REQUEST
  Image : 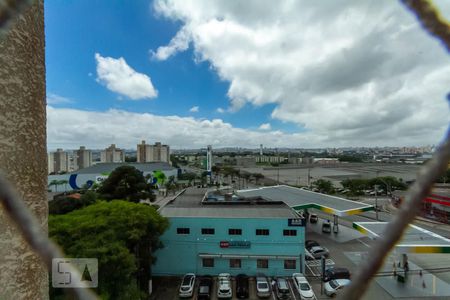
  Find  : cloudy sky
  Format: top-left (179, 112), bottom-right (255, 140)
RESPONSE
top-left (45, 0), bottom-right (450, 150)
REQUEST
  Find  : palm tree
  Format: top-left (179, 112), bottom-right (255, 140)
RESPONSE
top-left (58, 179), bottom-right (69, 191)
top-left (49, 179), bottom-right (59, 192)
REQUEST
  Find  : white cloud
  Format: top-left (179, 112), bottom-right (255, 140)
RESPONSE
top-left (151, 26), bottom-right (190, 60)
top-left (47, 106), bottom-right (444, 149)
top-left (189, 106), bottom-right (199, 112)
top-left (216, 107), bottom-right (225, 113)
top-left (152, 0), bottom-right (450, 145)
top-left (95, 53), bottom-right (158, 100)
top-left (47, 93), bottom-right (73, 105)
top-left (259, 123), bottom-right (271, 131)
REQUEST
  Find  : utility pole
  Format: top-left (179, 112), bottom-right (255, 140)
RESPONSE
top-left (374, 184), bottom-right (379, 221)
top-left (308, 168), bottom-right (311, 189)
top-left (277, 167), bottom-right (280, 185)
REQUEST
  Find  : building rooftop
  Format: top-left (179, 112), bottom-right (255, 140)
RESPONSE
top-left (159, 188), bottom-right (299, 219)
top-left (237, 185), bottom-right (374, 216)
top-left (72, 162), bottom-right (175, 175)
top-left (353, 222), bottom-right (450, 253)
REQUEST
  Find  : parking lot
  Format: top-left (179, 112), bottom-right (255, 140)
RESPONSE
top-left (150, 275), bottom-right (316, 300)
top-left (150, 214), bottom-right (450, 300)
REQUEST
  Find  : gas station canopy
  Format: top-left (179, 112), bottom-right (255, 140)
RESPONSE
top-left (353, 221), bottom-right (450, 254)
top-left (237, 185), bottom-right (374, 217)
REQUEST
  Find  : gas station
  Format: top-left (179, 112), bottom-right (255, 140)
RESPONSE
top-left (237, 184), bottom-right (375, 233)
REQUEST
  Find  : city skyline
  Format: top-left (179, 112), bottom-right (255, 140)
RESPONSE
top-left (46, 1), bottom-right (450, 149)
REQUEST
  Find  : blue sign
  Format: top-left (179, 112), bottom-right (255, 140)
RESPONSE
top-left (288, 218), bottom-right (305, 227)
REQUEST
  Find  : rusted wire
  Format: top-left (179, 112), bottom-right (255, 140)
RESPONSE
top-left (402, 0), bottom-right (450, 52)
top-left (341, 130), bottom-right (450, 299)
top-left (0, 173), bottom-right (99, 300)
top-left (341, 2), bottom-right (450, 298)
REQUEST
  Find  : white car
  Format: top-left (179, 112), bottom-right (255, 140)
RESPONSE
top-left (309, 246), bottom-right (329, 259)
top-left (256, 275), bottom-right (271, 298)
top-left (179, 273), bottom-right (196, 298)
top-left (292, 273), bottom-right (315, 300)
top-left (324, 279), bottom-right (351, 297)
top-left (217, 273), bottom-right (232, 299)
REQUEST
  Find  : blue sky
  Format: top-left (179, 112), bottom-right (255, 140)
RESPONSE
top-left (45, 1), bottom-right (282, 131)
top-left (45, 1), bottom-right (450, 150)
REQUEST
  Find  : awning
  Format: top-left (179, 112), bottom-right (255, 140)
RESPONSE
top-left (198, 253), bottom-right (299, 260)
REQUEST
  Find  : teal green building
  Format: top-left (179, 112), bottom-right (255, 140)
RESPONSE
top-left (153, 188), bottom-right (305, 276)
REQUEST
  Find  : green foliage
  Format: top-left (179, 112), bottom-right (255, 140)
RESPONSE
top-left (49, 191), bottom-right (97, 215)
top-left (437, 169), bottom-right (450, 183)
top-left (97, 166), bottom-right (154, 202)
top-left (125, 156), bottom-right (137, 162)
top-left (341, 176), bottom-right (407, 195)
top-left (313, 179), bottom-right (335, 194)
top-left (49, 200), bottom-right (169, 299)
top-left (338, 155), bottom-right (364, 162)
top-left (178, 172), bottom-right (197, 181)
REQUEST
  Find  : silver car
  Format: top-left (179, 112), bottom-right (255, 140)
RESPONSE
top-left (324, 279), bottom-right (351, 297)
top-left (256, 275), bottom-right (271, 298)
top-left (179, 273), bottom-right (196, 298)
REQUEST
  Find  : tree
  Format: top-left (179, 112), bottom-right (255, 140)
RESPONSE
top-left (97, 166), bottom-right (154, 202)
top-left (58, 179), bottom-right (69, 191)
top-left (49, 179), bottom-right (59, 192)
top-left (49, 201), bottom-right (169, 299)
top-left (252, 173), bottom-right (264, 185)
top-left (49, 191), bottom-right (98, 215)
top-left (313, 179), bottom-right (335, 194)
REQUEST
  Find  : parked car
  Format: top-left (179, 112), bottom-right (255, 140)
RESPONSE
top-left (197, 275), bottom-right (213, 300)
top-left (217, 273), bottom-right (232, 299)
top-left (305, 250), bottom-right (315, 261)
top-left (292, 273), bottom-right (315, 300)
top-left (309, 246), bottom-right (329, 259)
top-left (305, 240), bottom-right (320, 251)
top-left (322, 221), bottom-right (331, 233)
top-left (256, 275), bottom-right (271, 298)
top-left (323, 267), bottom-right (351, 282)
top-left (179, 273), bottom-right (196, 298)
top-left (309, 214), bottom-right (318, 223)
top-left (324, 279), bottom-right (351, 297)
top-left (275, 277), bottom-right (291, 299)
top-left (236, 274), bottom-right (249, 299)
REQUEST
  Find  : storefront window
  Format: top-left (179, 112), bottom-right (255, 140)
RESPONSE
top-left (230, 259), bottom-right (241, 268)
top-left (284, 259), bottom-right (296, 269)
top-left (202, 258), bottom-right (214, 268)
top-left (257, 259), bottom-right (269, 268)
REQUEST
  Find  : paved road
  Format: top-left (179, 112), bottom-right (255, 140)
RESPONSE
top-left (306, 213), bottom-right (450, 299)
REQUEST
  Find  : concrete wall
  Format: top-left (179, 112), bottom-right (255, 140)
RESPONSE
top-left (0, 1), bottom-right (48, 298)
top-left (153, 217), bottom-right (304, 276)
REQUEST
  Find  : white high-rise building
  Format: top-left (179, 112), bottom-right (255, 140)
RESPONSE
top-left (48, 148), bottom-right (68, 174)
top-left (77, 146), bottom-right (92, 170)
top-left (137, 140), bottom-right (170, 163)
top-left (100, 144), bottom-right (125, 163)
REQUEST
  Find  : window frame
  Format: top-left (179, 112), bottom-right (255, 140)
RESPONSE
top-left (229, 259), bottom-right (242, 268)
top-left (283, 229), bottom-right (297, 236)
top-left (176, 227), bottom-right (190, 235)
top-left (284, 259), bottom-right (296, 269)
top-left (202, 258), bottom-right (214, 268)
top-left (228, 228), bottom-right (242, 235)
top-left (201, 228), bottom-right (215, 235)
top-left (257, 259), bottom-right (269, 269)
top-left (256, 229), bottom-right (270, 236)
